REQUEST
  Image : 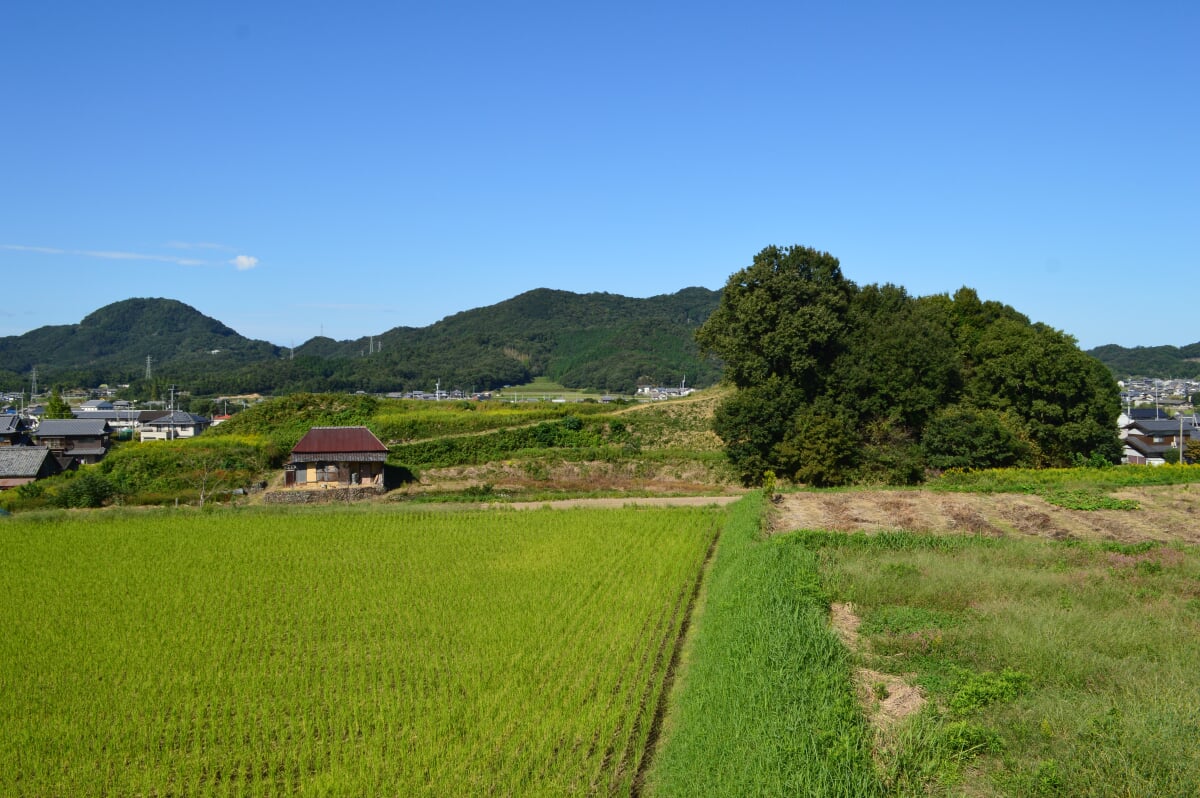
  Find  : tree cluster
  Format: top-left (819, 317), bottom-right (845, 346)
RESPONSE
top-left (697, 246), bottom-right (1122, 486)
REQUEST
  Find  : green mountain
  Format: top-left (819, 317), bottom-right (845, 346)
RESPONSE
top-left (1087, 342), bottom-right (1200, 379)
top-left (0, 288), bottom-right (722, 396)
top-left (0, 298), bottom-right (281, 388)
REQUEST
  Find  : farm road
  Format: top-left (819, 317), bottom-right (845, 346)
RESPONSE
top-left (492, 495), bottom-right (744, 511)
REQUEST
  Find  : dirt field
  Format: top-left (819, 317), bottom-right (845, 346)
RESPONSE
top-left (771, 484), bottom-right (1200, 544)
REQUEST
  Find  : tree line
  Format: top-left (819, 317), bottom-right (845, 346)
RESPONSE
top-left (697, 245), bottom-right (1122, 486)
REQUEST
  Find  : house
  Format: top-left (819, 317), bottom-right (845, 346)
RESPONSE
top-left (1122, 418), bottom-right (1197, 465)
top-left (32, 418), bottom-right (112, 466)
top-left (78, 399), bottom-right (114, 412)
top-left (72, 408), bottom-right (167, 436)
top-left (0, 415), bottom-right (31, 447)
top-left (139, 411), bottom-right (212, 441)
top-left (1117, 407), bottom-right (1170, 429)
top-left (0, 447), bottom-right (62, 490)
top-left (284, 426), bottom-right (388, 488)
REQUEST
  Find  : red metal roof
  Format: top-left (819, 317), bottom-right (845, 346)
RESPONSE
top-left (291, 426), bottom-right (388, 454)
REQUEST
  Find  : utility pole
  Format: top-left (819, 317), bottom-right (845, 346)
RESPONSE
top-left (1181, 411), bottom-right (1188, 464)
top-left (30, 366), bottom-right (37, 399)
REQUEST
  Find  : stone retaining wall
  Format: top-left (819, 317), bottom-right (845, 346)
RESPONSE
top-left (263, 485), bottom-right (385, 505)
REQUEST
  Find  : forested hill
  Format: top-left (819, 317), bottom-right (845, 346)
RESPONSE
top-left (1087, 342), bottom-right (1200, 379)
top-left (0, 288), bottom-right (723, 395)
top-left (0, 298), bottom-right (281, 379)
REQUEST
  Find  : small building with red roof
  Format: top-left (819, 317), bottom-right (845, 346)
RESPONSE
top-left (285, 426), bottom-right (389, 488)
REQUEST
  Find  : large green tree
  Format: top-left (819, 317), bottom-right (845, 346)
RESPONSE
top-left (696, 245), bottom-right (853, 399)
top-left (699, 245), bottom-right (1122, 486)
top-left (964, 319), bottom-right (1121, 466)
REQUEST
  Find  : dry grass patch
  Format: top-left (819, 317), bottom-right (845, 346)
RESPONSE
top-left (775, 485), bottom-right (1200, 544)
top-left (831, 602), bottom-right (927, 741)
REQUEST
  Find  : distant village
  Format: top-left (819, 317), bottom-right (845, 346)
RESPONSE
top-left (0, 375), bottom-right (1194, 492)
top-left (1114, 377), bottom-right (1198, 466)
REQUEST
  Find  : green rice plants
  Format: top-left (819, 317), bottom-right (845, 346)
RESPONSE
top-left (0, 504), bottom-right (721, 796)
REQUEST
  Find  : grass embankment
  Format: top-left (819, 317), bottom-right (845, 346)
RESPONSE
top-left (930, 463), bottom-right (1200, 493)
top-left (0, 504), bottom-right (721, 796)
top-left (811, 530), bottom-right (1200, 796)
top-left (647, 494), bottom-right (883, 797)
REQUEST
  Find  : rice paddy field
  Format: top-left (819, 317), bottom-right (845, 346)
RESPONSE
top-left (0, 504), bottom-right (722, 796)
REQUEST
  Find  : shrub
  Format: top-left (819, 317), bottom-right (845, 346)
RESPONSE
top-left (54, 471), bottom-right (116, 509)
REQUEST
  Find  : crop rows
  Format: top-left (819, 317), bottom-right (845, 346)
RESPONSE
top-left (0, 505), bottom-right (720, 796)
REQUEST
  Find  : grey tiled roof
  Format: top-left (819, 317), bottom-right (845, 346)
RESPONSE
top-left (0, 447), bottom-right (53, 477)
top-left (71, 410), bottom-right (166, 423)
top-left (1127, 419), bottom-right (1196, 436)
top-left (0, 416), bottom-right (25, 435)
top-left (144, 411), bottom-right (210, 426)
top-left (34, 419), bottom-right (111, 437)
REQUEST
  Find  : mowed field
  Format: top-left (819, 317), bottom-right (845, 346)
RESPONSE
top-left (771, 483), bottom-right (1200, 544)
top-left (0, 504), bottom-right (722, 796)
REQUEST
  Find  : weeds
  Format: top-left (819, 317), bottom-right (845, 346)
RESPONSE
top-left (816, 529), bottom-right (1200, 796)
top-left (1041, 489), bottom-right (1140, 510)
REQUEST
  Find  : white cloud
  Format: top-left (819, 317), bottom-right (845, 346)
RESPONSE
top-left (166, 241), bottom-right (234, 251)
top-left (1, 244), bottom-right (66, 255)
top-left (1, 243), bottom-right (205, 266)
top-left (230, 255), bottom-right (259, 271)
top-left (84, 249), bottom-right (207, 266)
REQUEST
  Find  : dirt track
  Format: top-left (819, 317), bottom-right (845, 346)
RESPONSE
top-left (491, 495), bottom-right (744, 511)
top-left (771, 484), bottom-right (1200, 545)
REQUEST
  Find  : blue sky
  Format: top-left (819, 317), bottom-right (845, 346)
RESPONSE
top-left (2, 2), bottom-right (1195, 350)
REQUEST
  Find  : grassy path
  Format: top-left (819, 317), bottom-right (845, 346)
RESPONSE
top-left (644, 494), bottom-right (881, 797)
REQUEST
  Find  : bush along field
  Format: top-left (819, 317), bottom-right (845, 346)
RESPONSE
top-left (0, 504), bottom-right (722, 796)
top-left (929, 462), bottom-right (1200, 494)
